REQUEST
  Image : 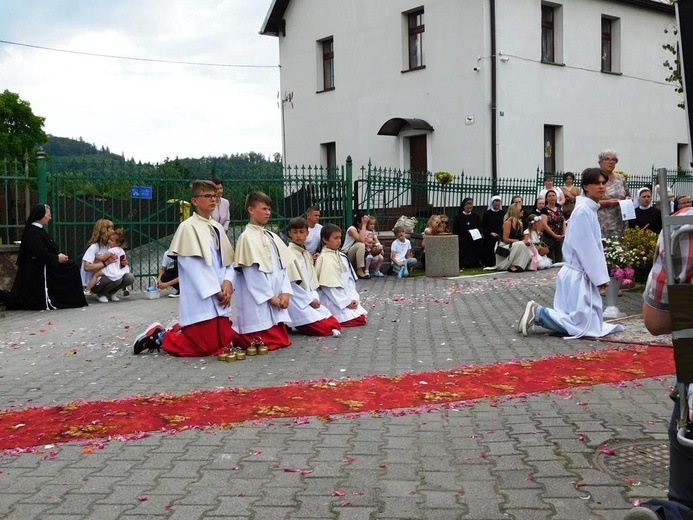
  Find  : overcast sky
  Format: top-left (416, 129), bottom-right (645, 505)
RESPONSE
top-left (0, 0), bottom-right (282, 163)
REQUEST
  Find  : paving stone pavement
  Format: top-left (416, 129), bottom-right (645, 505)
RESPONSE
top-left (0, 269), bottom-right (676, 519)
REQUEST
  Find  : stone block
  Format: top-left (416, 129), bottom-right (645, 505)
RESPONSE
top-left (424, 235), bottom-right (459, 277)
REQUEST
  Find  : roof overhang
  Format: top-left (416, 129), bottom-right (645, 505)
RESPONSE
top-left (377, 118), bottom-right (434, 136)
top-left (260, 0), bottom-right (290, 36)
top-left (608, 0), bottom-right (674, 14)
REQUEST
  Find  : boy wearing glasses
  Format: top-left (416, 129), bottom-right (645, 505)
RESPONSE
top-left (133, 180), bottom-right (237, 356)
top-left (232, 191), bottom-right (297, 351)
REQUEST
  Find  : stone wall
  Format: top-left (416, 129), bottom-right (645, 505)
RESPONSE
top-left (0, 245), bottom-right (19, 291)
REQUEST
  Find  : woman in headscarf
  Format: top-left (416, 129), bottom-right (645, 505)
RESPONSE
top-left (481, 195), bottom-right (504, 267)
top-left (633, 186), bottom-right (662, 234)
top-left (7, 204), bottom-right (88, 310)
top-left (452, 197), bottom-right (483, 269)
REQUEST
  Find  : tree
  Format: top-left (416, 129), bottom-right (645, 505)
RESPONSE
top-left (0, 90), bottom-right (47, 160)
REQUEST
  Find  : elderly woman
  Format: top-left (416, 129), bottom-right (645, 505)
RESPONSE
top-left (453, 197), bottom-right (483, 268)
top-left (82, 219), bottom-right (135, 303)
top-left (7, 204), bottom-right (87, 310)
top-left (674, 194), bottom-right (692, 213)
top-left (597, 149), bottom-right (631, 238)
top-left (634, 186), bottom-right (662, 234)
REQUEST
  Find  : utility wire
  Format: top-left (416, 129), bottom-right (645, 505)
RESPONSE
top-left (0, 38), bottom-right (278, 68)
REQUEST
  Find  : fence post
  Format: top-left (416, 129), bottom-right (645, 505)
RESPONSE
top-left (345, 155), bottom-right (353, 230)
top-left (37, 147), bottom-right (47, 203)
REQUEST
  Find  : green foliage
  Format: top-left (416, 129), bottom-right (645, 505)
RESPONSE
top-left (663, 23), bottom-right (684, 109)
top-left (0, 90), bottom-right (47, 166)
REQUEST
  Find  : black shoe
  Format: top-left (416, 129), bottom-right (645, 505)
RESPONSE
top-left (133, 322), bottom-right (164, 355)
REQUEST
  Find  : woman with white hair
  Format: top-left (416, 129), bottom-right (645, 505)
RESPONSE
top-left (596, 149), bottom-right (631, 239)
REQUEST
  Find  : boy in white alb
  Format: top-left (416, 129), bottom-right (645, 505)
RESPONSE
top-left (390, 226), bottom-right (419, 278)
top-left (233, 191), bottom-right (296, 351)
top-left (315, 224), bottom-right (367, 327)
top-left (286, 217), bottom-right (342, 336)
top-left (133, 180), bottom-right (237, 357)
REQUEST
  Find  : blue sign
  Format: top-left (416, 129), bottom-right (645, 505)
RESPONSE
top-left (131, 186), bottom-right (153, 200)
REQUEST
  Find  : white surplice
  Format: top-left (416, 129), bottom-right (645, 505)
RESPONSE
top-left (232, 236), bottom-right (293, 334)
top-left (317, 252), bottom-right (367, 323)
top-left (286, 243), bottom-right (332, 327)
top-left (544, 196), bottom-right (624, 338)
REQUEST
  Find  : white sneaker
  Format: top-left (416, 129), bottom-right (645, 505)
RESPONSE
top-left (168, 292), bottom-right (180, 298)
top-left (96, 295), bottom-right (108, 303)
top-left (332, 329), bottom-right (342, 337)
top-left (519, 300), bottom-right (537, 336)
top-left (110, 294), bottom-right (120, 302)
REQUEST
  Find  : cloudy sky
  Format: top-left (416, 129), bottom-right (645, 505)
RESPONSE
top-left (0, 1), bottom-right (282, 163)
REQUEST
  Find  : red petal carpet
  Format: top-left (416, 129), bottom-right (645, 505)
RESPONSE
top-left (0, 346), bottom-right (674, 451)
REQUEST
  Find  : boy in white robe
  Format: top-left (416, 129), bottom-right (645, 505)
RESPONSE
top-left (518, 168), bottom-right (624, 338)
top-left (133, 180), bottom-right (237, 356)
top-left (286, 217), bottom-right (342, 336)
top-left (232, 191), bottom-right (296, 351)
top-left (315, 223), bottom-right (368, 327)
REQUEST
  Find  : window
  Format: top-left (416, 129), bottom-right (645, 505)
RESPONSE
top-left (320, 38), bottom-right (334, 91)
top-left (543, 125), bottom-right (562, 174)
top-left (321, 142), bottom-right (336, 176)
top-left (601, 16), bottom-right (620, 73)
top-left (601, 18), bottom-right (612, 72)
top-left (407, 9), bottom-right (424, 70)
top-left (541, 6), bottom-right (554, 63)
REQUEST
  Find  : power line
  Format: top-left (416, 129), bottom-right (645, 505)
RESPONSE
top-left (0, 38), bottom-right (278, 68)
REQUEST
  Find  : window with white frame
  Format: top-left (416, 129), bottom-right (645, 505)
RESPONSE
top-left (318, 37), bottom-right (334, 91)
top-left (541, 3), bottom-right (563, 64)
top-left (543, 125), bottom-right (562, 174)
top-left (404, 8), bottom-right (424, 71)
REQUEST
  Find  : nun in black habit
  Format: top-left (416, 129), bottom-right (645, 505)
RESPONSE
top-left (452, 197), bottom-right (483, 268)
top-left (481, 195), bottom-right (504, 267)
top-left (7, 204), bottom-right (88, 310)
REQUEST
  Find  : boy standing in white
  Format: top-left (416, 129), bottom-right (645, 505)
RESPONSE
top-left (390, 226), bottom-right (419, 278)
top-left (304, 206), bottom-right (323, 256)
top-left (233, 191), bottom-right (296, 351)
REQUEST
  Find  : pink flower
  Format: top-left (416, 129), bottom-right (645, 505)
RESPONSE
top-left (611, 267), bottom-right (624, 279)
top-left (621, 278), bottom-right (633, 288)
top-left (624, 267), bottom-right (635, 278)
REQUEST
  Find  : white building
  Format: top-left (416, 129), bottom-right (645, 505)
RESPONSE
top-left (261, 0), bottom-right (688, 180)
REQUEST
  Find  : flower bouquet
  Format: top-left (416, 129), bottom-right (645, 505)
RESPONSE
top-left (434, 171), bottom-right (454, 184)
top-left (602, 236), bottom-right (638, 288)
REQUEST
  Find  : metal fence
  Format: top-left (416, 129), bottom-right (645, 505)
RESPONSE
top-left (3, 154), bottom-right (693, 288)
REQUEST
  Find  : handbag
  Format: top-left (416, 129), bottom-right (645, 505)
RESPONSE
top-left (393, 215), bottom-right (418, 233)
top-left (495, 241), bottom-right (511, 258)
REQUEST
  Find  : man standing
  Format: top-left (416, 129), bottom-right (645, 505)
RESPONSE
top-left (211, 178), bottom-right (231, 231)
top-left (624, 205), bottom-right (693, 520)
top-left (304, 206), bottom-right (323, 256)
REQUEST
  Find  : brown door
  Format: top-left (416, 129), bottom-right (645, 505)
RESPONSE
top-left (409, 135), bottom-right (428, 216)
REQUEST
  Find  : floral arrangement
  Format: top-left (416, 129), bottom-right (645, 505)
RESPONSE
top-left (613, 169), bottom-right (629, 180)
top-left (623, 227), bottom-right (659, 281)
top-left (602, 236), bottom-right (639, 287)
top-left (434, 171), bottom-right (454, 184)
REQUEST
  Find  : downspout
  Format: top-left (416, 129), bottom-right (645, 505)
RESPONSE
top-left (490, 0), bottom-right (498, 192)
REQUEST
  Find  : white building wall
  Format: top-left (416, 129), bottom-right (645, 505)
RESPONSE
top-left (273, 0), bottom-right (686, 178)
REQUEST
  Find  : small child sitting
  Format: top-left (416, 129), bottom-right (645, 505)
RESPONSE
top-left (84, 228), bottom-right (130, 294)
top-left (390, 226), bottom-right (419, 278)
top-left (156, 251), bottom-right (180, 298)
top-left (364, 217), bottom-right (384, 277)
top-left (315, 223), bottom-right (367, 327)
top-left (525, 214), bottom-right (553, 270)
